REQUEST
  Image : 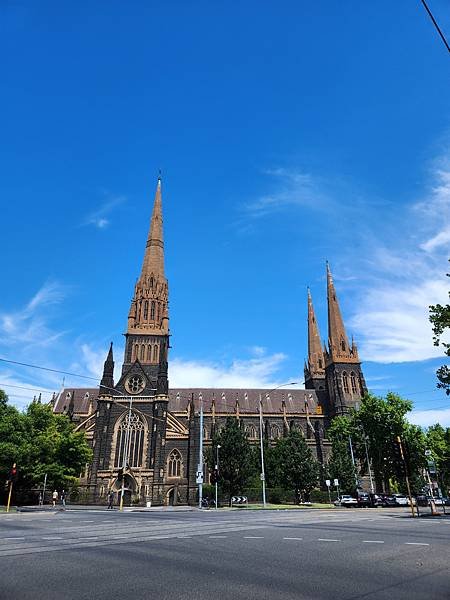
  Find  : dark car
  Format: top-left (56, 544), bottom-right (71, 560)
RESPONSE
top-left (381, 494), bottom-right (397, 507)
top-left (369, 493), bottom-right (383, 507)
top-left (357, 492), bottom-right (371, 507)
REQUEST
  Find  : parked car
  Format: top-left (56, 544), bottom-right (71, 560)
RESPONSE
top-left (369, 493), bottom-right (383, 507)
top-left (357, 492), bottom-right (371, 508)
top-left (381, 494), bottom-right (397, 507)
top-left (334, 495), bottom-right (358, 507)
top-left (392, 494), bottom-right (408, 506)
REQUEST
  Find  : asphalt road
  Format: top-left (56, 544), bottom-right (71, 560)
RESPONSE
top-left (1, 507), bottom-right (449, 599)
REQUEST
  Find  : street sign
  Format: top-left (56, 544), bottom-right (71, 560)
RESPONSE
top-left (425, 450), bottom-right (432, 457)
top-left (325, 479), bottom-right (331, 487)
top-left (333, 479), bottom-right (339, 486)
top-left (196, 471), bottom-right (204, 484)
top-left (260, 473), bottom-right (265, 481)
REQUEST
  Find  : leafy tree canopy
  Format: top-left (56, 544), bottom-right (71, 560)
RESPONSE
top-left (205, 417), bottom-right (258, 501)
top-left (429, 264), bottom-right (450, 395)
top-left (267, 429), bottom-right (319, 502)
top-left (0, 391), bottom-right (92, 503)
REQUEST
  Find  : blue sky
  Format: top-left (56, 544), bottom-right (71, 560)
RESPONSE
top-left (1, 1), bottom-right (449, 426)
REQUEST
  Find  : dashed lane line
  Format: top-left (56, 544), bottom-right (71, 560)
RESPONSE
top-left (283, 537), bottom-right (303, 540)
top-left (362, 540), bottom-right (384, 544)
top-left (405, 542), bottom-right (430, 546)
top-left (317, 538), bottom-right (340, 542)
top-left (243, 536), bottom-right (265, 539)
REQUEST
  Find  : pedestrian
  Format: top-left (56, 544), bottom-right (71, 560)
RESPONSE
top-left (38, 492), bottom-right (43, 506)
top-left (107, 489), bottom-right (115, 510)
top-left (52, 490), bottom-right (58, 507)
top-left (61, 489), bottom-right (66, 508)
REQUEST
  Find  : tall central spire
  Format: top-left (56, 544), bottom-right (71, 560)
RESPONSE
top-left (140, 176), bottom-right (165, 280)
top-left (127, 176), bottom-right (169, 335)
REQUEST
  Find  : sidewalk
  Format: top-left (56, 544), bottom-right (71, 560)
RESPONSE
top-left (5, 504), bottom-right (197, 513)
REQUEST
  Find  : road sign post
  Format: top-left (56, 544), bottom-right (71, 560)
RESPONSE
top-left (325, 479), bottom-right (332, 505)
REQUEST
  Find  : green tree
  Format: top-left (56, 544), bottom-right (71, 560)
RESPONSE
top-left (268, 429), bottom-right (319, 503)
top-left (205, 417), bottom-right (257, 502)
top-left (326, 416), bottom-right (358, 494)
top-left (429, 264), bottom-right (450, 395)
top-left (426, 424), bottom-right (450, 493)
top-left (0, 391), bottom-right (92, 503)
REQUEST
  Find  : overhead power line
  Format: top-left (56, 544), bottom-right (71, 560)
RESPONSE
top-left (420, 0), bottom-right (450, 53)
top-left (0, 357), bottom-right (99, 382)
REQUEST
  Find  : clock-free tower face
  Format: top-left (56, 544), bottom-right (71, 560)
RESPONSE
top-left (125, 374), bottom-right (146, 395)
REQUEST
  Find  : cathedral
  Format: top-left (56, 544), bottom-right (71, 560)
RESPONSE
top-left (53, 178), bottom-right (367, 506)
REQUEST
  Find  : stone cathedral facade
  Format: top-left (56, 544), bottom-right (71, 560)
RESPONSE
top-left (53, 178), bottom-right (367, 506)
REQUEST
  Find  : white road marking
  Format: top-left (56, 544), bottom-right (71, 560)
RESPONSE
top-left (3, 537), bottom-right (25, 541)
top-left (318, 538), bottom-right (340, 542)
top-left (244, 536), bottom-right (264, 539)
top-left (208, 536), bottom-right (227, 538)
top-left (42, 536), bottom-right (62, 540)
top-left (283, 537), bottom-right (303, 540)
top-left (405, 542), bottom-right (430, 546)
top-left (77, 536), bottom-right (99, 540)
top-left (362, 540), bottom-right (384, 544)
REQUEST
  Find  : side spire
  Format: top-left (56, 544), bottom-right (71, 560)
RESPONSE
top-left (326, 262), bottom-right (358, 363)
top-left (306, 287), bottom-right (325, 378)
top-left (100, 342), bottom-right (115, 396)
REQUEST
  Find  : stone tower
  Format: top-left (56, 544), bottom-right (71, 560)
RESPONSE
top-left (324, 263), bottom-right (367, 415)
top-left (115, 176), bottom-right (170, 397)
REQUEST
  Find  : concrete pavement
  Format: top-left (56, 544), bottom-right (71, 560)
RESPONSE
top-left (1, 508), bottom-right (449, 599)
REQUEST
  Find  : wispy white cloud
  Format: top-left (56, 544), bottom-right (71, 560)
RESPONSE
top-left (347, 162), bottom-right (450, 364)
top-left (243, 168), bottom-right (329, 218)
top-left (410, 407), bottom-right (450, 428)
top-left (169, 350), bottom-right (299, 389)
top-left (0, 281), bottom-right (67, 348)
top-left (84, 195), bottom-right (126, 229)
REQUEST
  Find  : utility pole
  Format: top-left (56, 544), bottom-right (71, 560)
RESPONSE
top-left (362, 436), bottom-right (375, 494)
top-left (198, 394), bottom-right (204, 509)
top-left (348, 436), bottom-right (359, 490)
top-left (6, 463), bottom-right (17, 513)
top-left (119, 395), bottom-right (133, 511)
top-left (42, 473), bottom-right (47, 505)
top-left (396, 436), bottom-right (416, 518)
top-left (215, 444), bottom-right (221, 510)
top-left (259, 393), bottom-right (266, 508)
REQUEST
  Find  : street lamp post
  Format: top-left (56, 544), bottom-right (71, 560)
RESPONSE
top-left (215, 444), bottom-right (221, 510)
top-left (259, 382), bottom-right (298, 508)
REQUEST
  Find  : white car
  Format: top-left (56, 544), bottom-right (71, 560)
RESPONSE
top-left (393, 494), bottom-right (408, 506)
top-left (334, 495), bottom-right (358, 507)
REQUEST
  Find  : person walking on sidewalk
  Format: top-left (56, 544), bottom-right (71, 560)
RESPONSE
top-left (107, 489), bottom-right (115, 510)
top-left (61, 489), bottom-right (66, 508)
top-left (52, 490), bottom-right (58, 507)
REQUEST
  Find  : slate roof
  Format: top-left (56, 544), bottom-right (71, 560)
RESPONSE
top-left (53, 387), bottom-right (319, 416)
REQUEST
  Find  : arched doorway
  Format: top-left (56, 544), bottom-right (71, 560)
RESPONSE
top-left (167, 487), bottom-right (176, 506)
top-left (113, 474), bottom-right (137, 506)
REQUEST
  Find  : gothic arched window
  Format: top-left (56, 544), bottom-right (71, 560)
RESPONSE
top-left (341, 340), bottom-right (346, 352)
top-left (150, 301), bottom-right (156, 320)
top-left (140, 345), bottom-right (145, 361)
top-left (146, 345), bottom-right (152, 362)
top-left (271, 424), bottom-right (281, 439)
top-left (153, 345), bottom-right (159, 363)
top-left (143, 300), bottom-right (148, 320)
top-left (114, 412), bottom-right (145, 469)
top-left (350, 371), bottom-right (357, 394)
top-left (342, 372), bottom-right (349, 393)
top-left (167, 449), bottom-right (182, 478)
top-left (245, 425), bottom-right (257, 439)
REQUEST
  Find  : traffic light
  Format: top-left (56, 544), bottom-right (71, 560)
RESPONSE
top-left (392, 437), bottom-right (407, 477)
top-left (210, 468), bottom-right (219, 484)
top-left (9, 464), bottom-right (18, 482)
top-left (117, 467), bottom-right (123, 483)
